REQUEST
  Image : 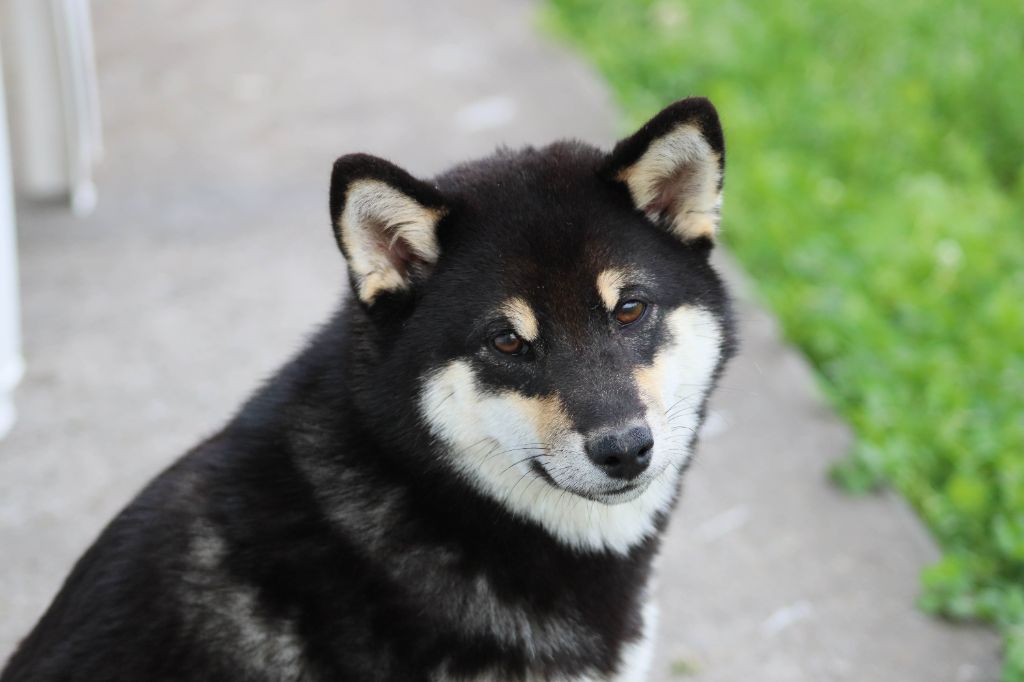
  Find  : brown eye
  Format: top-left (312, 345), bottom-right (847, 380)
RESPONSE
top-left (493, 331), bottom-right (527, 355)
top-left (614, 300), bottom-right (647, 326)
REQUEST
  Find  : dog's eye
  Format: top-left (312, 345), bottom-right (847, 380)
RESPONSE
top-left (614, 300), bottom-right (647, 326)
top-left (493, 331), bottom-right (528, 356)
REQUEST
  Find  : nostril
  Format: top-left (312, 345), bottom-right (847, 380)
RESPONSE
top-left (635, 443), bottom-right (653, 463)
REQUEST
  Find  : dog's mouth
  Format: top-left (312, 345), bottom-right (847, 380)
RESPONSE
top-left (529, 461), bottom-right (651, 504)
top-left (530, 460), bottom-right (558, 486)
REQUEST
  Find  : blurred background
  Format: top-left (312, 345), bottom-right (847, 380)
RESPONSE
top-left (0, 0), bottom-right (1019, 679)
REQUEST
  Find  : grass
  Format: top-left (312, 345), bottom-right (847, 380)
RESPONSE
top-left (542, 0), bottom-right (1024, 677)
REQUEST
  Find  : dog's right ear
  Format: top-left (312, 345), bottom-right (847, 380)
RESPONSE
top-left (603, 97), bottom-right (725, 243)
top-left (329, 154), bottom-right (448, 305)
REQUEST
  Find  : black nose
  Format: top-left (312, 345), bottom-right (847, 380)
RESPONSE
top-left (585, 424), bottom-right (654, 480)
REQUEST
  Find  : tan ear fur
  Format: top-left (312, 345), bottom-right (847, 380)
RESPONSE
top-left (338, 179), bottom-right (446, 304)
top-left (617, 123), bottom-right (723, 240)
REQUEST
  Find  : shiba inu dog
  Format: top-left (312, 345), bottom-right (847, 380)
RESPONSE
top-left (2, 97), bottom-right (735, 681)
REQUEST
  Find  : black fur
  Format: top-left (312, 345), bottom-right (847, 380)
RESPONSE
top-left (2, 99), bottom-right (736, 682)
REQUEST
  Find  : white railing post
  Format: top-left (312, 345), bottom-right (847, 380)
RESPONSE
top-left (0, 45), bottom-right (24, 440)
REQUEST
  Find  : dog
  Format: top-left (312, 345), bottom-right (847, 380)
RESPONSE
top-left (2, 97), bottom-right (735, 681)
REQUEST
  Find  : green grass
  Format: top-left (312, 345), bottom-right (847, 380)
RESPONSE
top-left (543, 0), bottom-right (1024, 677)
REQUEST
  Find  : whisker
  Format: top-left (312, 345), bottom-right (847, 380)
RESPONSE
top-left (500, 454), bottom-right (547, 475)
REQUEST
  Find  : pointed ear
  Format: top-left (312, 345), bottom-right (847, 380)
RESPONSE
top-left (329, 154), bottom-right (448, 305)
top-left (603, 97), bottom-right (725, 241)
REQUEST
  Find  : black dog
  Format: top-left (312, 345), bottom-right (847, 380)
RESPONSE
top-left (2, 98), bottom-right (735, 682)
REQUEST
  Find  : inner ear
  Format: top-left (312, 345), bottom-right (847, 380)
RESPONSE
top-left (604, 98), bottom-right (725, 242)
top-left (330, 154), bottom-right (447, 305)
top-left (377, 226), bottom-right (428, 276)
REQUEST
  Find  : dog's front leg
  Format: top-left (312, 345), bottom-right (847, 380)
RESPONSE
top-left (611, 596), bottom-right (658, 682)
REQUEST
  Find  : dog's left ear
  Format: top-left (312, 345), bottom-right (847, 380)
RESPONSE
top-left (603, 97), bottom-right (725, 241)
top-left (329, 154), bottom-right (448, 305)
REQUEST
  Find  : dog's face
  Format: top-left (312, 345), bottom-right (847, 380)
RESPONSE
top-left (329, 99), bottom-right (733, 553)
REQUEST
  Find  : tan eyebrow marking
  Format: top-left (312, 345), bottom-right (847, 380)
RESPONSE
top-left (596, 268), bottom-right (627, 311)
top-left (500, 297), bottom-right (539, 342)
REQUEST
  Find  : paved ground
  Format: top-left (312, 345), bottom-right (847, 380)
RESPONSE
top-left (0, 0), bottom-right (1002, 679)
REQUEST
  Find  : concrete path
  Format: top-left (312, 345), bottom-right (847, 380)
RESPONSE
top-left (0, 1), bottom-right (1001, 679)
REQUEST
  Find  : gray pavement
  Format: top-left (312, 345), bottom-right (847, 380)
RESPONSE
top-left (0, 0), bottom-right (1001, 679)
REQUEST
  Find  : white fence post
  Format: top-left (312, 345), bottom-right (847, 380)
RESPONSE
top-left (0, 45), bottom-right (24, 440)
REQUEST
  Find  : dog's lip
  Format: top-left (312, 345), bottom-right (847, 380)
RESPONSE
top-left (530, 460), bottom-right (558, 486)
top-left (596, 480), bottom-right (651, 499)
top-left (530, 461), bottom-right (649, 501)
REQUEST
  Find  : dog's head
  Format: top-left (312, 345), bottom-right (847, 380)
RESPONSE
top-left (329, 99), bottom-right (734, 552)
